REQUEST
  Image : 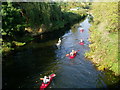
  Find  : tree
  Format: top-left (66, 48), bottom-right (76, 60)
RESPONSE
top-left (1, 2), bottom-right (26, 39)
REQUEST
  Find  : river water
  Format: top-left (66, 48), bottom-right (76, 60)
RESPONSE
top-left (2, 17), bottom-right (119, 89)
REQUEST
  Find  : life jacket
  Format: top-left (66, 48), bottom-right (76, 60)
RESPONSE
top-left (43, 76), bottom-right (50, 84)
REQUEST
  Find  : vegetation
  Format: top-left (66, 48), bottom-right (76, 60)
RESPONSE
top-left (2, 2), bottom-right (27, 39)
top-left (85, 2), bottom-right (119, 76)
top-left (1, 2), bottom-right (88, 55)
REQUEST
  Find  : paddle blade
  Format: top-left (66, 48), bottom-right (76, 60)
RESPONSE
top-left (40, 78), bottom-right (43, 80)
top-left (66, 54), bottom-right (69, 57)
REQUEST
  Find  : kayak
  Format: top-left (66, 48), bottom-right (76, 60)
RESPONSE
top-left (40, 74), bottom-right (56, 90)
top-left (80, 29), bottom-right (84, 32)
top-left (79, 42), bottom-right (84, 45)
top-left (69, 53), bottom-right (77, 59)
top-left (66, 50), bottom-right (80, 59)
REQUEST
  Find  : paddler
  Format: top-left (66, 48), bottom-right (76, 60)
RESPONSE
top-left (80, 39), bottom-right (84, 43)
top-left (40, 76), bottom-right (50, 84)
top-left (70, 50), bottom-right (77, 56)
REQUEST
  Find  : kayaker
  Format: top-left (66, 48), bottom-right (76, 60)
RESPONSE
top-left (43, 76), bottom-right (50, 84)
top-left (80, 39), bottom-right (84, 43)
top-left (40, 74), bottom-right (56, 89)
top-left (70, 50), bottom-right (77, 56)
top-left (79, 39), bottom-right (84, 45)
top-left (40, 76), bottom-right (50, 84)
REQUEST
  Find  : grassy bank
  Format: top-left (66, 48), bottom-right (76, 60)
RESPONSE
top-left (85, 2), bottom-right (119, 76)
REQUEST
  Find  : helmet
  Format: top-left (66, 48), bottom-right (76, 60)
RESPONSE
top-left (72, 50), bottom-right (74, 52)
top-left (44, 76), bottom-right (47, 79)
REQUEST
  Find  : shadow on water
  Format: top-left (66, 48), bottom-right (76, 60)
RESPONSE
top-left (2, 46), bottom-right (58, 88)
top-left (2, 16), bottom-right (120, 88)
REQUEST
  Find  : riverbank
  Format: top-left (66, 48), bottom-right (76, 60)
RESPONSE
top-left (85, 2), bottom-right (119, 76)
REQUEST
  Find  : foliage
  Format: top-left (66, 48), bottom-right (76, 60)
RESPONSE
top-left (2, 2), bottom-right (88, 55)
top-left (85, 2), bottom-right (119, 76)
top-left (1, 2), bottom-right (27, 38)
top-left (2, 42), bottom-right (14, 53)
top-left (12, 41), bottom-right (26, 46)
top-left (60, 2), bottom-right (91, 11)
top-left (2, 2), bottom-right (88, 39)
top-left (19, 2), bottom-right (63, 32)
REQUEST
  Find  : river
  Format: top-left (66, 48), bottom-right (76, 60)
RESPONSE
top-left (2, 17), bottom-right (119, 88)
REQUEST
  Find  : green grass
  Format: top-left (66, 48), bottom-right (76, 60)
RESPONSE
top-left (85, 2), bottom-right (119, 76)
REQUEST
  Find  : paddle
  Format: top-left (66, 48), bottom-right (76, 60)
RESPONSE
top-left (40, 74), bottom-right (56, 80)
top-left (66, 50), bottom-right (80, 57)
top-left (40, 78), bottom-right (44, 80)
top-left (66, 54), bottom-right (70, 57)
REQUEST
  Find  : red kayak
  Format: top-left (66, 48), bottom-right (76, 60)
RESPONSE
top-left (69, 53), bottom-right (77, 59)
top-left (80, 29), bottom-right (84, 32)
top-left (40, 74), bottom-right (56, 90)
top-left (66, 50), bottom-right (80, 59)
top-left (79, 42), bottom-right (84, 45)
